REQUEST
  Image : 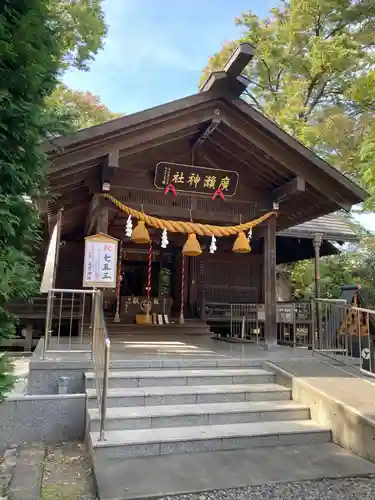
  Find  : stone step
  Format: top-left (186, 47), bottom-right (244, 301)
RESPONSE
top-left (86, 383), bottom-right (291, 408)
top-left (85, 324), bottom-right (211, 335)
top-left (90, 420), bottom-right (331, 459)
top-left (88, 400), bottom-right (310, 432)
top-left (92, 443), bottom-right (375, 500)
top-left (85, 368), bottom-right (275, 389)
top-left (108, 358), bottom-right (263, 370)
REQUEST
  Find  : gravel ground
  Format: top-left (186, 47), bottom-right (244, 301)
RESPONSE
top-left (161, 476), bottom-right (375, 500)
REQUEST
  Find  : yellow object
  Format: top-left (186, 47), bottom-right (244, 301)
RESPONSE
top-left (102, 194), bottom-right (276, 238)
top-left (182, 233), bottom-right (202, 257)
top-left (233, 231), bottom-right (251, 254)
top-left (136, 313), bottom-right (152, 325)
top-left (131, 220), bottom-right (150, 244)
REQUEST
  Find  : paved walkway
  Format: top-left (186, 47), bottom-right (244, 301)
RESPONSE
top-left (269, 359), bottom-right (375, 421)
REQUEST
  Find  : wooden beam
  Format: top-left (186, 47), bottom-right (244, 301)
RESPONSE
top-left (96, 207), bottom-right (109, 234)
top-left (191, 119), bottom-right (221, 150)
top-left (222, 43), bottom-right (255, 78)
top-left (85, 194), bottom-right (101, 235)
top-left (44, 90), bottom-right (223, 154)
top-left (200, 43), bottom-right (254, 95)
top-left (273, 176), bottom-right (306, 203)
top-left (49, 107), bottom-right (216, 172)
top-left (264, 214), bottom-right (277, 347)
top-left (228, 97), bottom-right (366, 207)
top-left (200, 72), bottom-right (250, 99)
top-left (101, 150), bottom-right (119, 192)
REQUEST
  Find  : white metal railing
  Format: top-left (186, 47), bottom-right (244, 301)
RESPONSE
top-left (277, 302), bottom-right (313, 347)
top-left (230, 303), bottom-right (264, 342)
top-left (42, 287), bottom-right (110, 440)
top-left (91, 289), bottom-right (111, 441)
top-left (312, 298), bottom-right (375, 377)
top-left (42, 288), bottom-right (95, 356)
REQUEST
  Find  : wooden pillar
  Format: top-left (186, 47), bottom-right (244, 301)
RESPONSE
top-left (96, 207), bottom-right (109, 234)
top-left (264, 214), bottom-right (277, 347)
top-left (313, 233), bottom-right (323, 337)
top-left (313, 233), bottom-right (323, 300)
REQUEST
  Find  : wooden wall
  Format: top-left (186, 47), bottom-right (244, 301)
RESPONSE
top-left (55, 241), bottom-right (84, 289)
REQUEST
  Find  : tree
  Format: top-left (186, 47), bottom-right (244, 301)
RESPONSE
top-left (201, 0), bottom-right (375, 207)
top-left (50, 0), bottom-right (107, 71)
top-left (290, 235), bottom-right (375, 307)
top-left (45, 85), bottom-right (121, 134)
top-left (0, 0), bottom-right (63, 399)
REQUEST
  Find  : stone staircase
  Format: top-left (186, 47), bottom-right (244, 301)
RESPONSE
top-left (85, 359), bottom-right (331, 489)
top-left (98, 319), bottom-right (212, 337)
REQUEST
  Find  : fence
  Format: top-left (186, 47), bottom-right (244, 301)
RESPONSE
top-left (206, 301), bottom-right (313, 346)
top-left (277, 302), bottom-right (313, 347)
top-left (313, 298), bottom-right (375, 377)
top-left (42, 288), bottom-right (95, 356)
top-left (230, 304), bottom-right (264, 342)
top-left (42, 287), bottom-right (110, 440)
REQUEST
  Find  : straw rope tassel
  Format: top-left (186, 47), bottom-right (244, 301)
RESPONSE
top-left (102, 194), bottom-right (276, 237)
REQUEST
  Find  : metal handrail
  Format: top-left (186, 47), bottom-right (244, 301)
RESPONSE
top-left (92, 289), bottom-right (111, 441)
top-left (311, 297), bottom-right (375, 377)
top-left (42, 288), bottom-right (95, 357)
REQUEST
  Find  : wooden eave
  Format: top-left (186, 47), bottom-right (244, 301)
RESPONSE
top-left (44, 87), bottom-right (368, 238)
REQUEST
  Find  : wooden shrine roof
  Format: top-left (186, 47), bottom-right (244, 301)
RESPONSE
top-left (43, 43), bottom-right (367, 238)
top-left (278, 213), bottom-right (359, 242)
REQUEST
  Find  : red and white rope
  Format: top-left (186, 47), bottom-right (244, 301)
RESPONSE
top-left (147, 242), bottom-right (152, 300)
top-left (180, 254), bottom-right (185, 319)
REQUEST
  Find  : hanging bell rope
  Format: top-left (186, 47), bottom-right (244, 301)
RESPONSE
top-left (101, 194), bottom-right (277, 237)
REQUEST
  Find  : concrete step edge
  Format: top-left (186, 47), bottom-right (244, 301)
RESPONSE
top-left (84, 368), bottom-right (275, 380)
top-left (108, 359), bottom-right (263, 369)
top-left (90, 420), bottom-right (331, 448)
top-left (85, 383), bottom-right (291, 399)
top-left (87, 400), bottom-right (309, 421)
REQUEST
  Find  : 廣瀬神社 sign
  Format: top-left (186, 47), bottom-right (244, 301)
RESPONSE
top-left (83, 233), bottom-right (118, 288)
top-left (154, 162), bottom-right (239, 197)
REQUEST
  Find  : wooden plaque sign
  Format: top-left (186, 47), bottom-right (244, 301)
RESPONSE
top-left (154, 162), bottom-right (239, 197)
top-left (83, 233), bottom-right (118, 288)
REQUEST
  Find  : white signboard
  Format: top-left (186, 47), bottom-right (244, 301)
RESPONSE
top-left (83, 233), bottom-right (118, 288)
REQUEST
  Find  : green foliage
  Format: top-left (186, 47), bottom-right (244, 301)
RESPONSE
top-left (291, 235), bottom-right (375, 307)
top-left (0, 0), bottom-right (63, 398)
top-left (46, 84), bottom-right (122, 133)
top-left (201, 0), bottom-right (375, 207)
top-left (50, 0), bottom-right (106, 71)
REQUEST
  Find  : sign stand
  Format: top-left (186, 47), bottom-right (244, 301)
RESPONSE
top-left (83, 233), bottom-right (119, 289)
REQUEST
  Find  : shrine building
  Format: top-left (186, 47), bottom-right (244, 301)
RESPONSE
top-left (22, 43), bottom-right (366, 347)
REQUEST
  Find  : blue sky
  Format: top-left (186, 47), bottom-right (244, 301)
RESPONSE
top-left (63, 0), bottom-right (276, 114)
top-left (63, 0), bottom-right (373, 232)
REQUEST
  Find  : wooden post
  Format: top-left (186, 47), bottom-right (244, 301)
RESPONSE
top-left (313, 233), bottom-right (323, 337)
top-left (52, 208), bottom-right (63, 289)
top-left (264, 214), bottom-right (277, 347)
top-left (96, 207), bottom-right (109, 234)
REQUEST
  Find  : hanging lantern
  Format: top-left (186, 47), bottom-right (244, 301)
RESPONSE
top-left (233, 231), bottom-right (251, 254)
top-left (182, 233), bottom-right (202, 257)
top-left (125, 215), bottom-right (133, 238)
top-left (131, 220), bottom-right (150, 244)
